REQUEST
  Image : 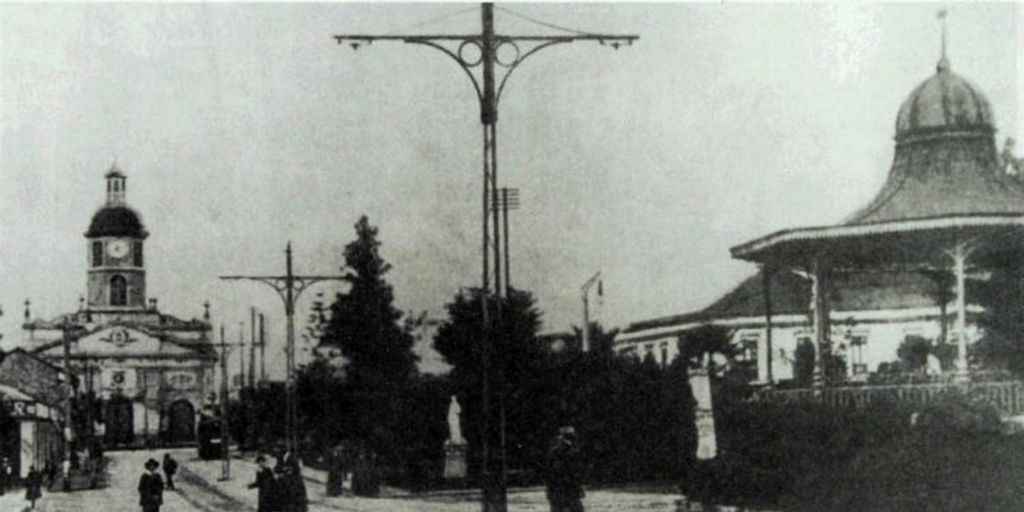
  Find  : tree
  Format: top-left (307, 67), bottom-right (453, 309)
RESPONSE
top-left (568, 322), bottom-right (619, 356)
top-left (319, 216), bottom-right (418, 387)
top-left (432, 287), bottom-right (547, 477)
top-left (313, 216), bottom-right (419, 467)
top-left (972, 251), bottom-right (1024, 374)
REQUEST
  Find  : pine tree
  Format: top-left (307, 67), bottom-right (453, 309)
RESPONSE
top-left (319, 216), bottom-right (418, 389)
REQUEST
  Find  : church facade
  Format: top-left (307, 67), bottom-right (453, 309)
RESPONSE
top-left (22, 167), bottom-right (216, 447)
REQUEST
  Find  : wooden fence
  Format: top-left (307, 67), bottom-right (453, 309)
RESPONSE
top-left (754, 380), bottom-right (1024, 416)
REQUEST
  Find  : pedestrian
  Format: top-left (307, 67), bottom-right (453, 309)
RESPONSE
top-left (61, 458), bottom-right (71, 492)
top-left (44, 461), bottom-right (56, 491)
top-left (138, 459), bottom-right (164, 512)
top-left (275, 452), bottom-right (307, 512)
top-left (162, 453), bottom-right (178, 490)
top-left (545, 426), bottom-right (585, 512)
top-left (248, 455), bottom-right (279, 512)
top-left (0, 457), bottom-right (7, 495)
top-left (325, 445), bottom-right (344, 497)
top-left (25, 465), bottom-right (42, 509)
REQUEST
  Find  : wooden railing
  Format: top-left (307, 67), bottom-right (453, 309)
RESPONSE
top-left (753, 380), bottom-right (1024, 416)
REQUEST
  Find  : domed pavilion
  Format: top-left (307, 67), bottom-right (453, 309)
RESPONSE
top-left (731, 50), bottom-right (1024, 386)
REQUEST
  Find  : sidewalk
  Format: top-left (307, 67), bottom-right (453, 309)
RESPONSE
top-left (179, 454), bottom-right (682, 512)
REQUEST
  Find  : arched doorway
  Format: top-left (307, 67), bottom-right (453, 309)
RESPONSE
top-left (167, 400), bottom-right (195, 443)
top-left (104, 397), bottom-right (134, 446)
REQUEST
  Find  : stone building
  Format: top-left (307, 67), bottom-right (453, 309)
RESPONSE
top-left (21, 167), bottom-right (216, 447)
top-left (0, 349), bottom-right (66, 478)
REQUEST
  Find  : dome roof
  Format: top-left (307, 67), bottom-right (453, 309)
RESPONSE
top-left (86, 206), bottom-right (148, 238)
top-left (895, 59), bottom-right (994, 139)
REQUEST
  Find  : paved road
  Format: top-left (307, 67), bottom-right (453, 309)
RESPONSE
top-left (29, 448), bottom-right (208, 512)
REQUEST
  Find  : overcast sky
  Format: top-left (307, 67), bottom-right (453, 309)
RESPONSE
top-left (1, 3), bottom-right (1021, 376)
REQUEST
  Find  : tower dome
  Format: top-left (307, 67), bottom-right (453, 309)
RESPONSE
top-left (85, 164), bottom-right (149, 239)
top-left (894, 58), bottom-right (994, 141)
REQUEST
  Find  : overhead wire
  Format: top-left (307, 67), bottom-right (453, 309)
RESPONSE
top-left (382, 5), bottom-right (480, 36)
top-left (494, 6), bottom-right (597, 37)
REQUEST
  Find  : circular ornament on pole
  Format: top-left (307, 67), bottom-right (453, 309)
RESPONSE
top-left (458, 40), bottom-right (484, 67)
top-left (495, 41), bottom-right (520, 68)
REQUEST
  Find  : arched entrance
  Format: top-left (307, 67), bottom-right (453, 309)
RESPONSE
top-left (104, 397), bottom-right (134, 446)
top-left (167, 400), bottom-right (195, 443)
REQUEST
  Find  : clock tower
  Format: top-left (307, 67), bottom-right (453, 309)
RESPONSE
top-left (85, 165), bottom-right (149, 310)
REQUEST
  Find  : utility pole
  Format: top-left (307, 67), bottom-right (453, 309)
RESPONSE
top-left (60, 318), bottom-right (80, 458)
top-left (238, 323), bottom-right (246, 392)
top-left (221, 242), bottom-right (343, 455)
top-left (249, 308), bottom-right (257, 389)
top-left (259, 314), bottom-right (267, 384)
top-left (335, 7), bottom-right (635, 511)
top-left (496, 188), bottom-right (520, 295)
top-left (217, 325), bottom-right (231, 481)
top-left (581, 272), bottom-right (602, 353)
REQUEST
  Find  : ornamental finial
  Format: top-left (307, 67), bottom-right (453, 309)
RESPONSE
top-left (936, 8), bottom-right (950, 73)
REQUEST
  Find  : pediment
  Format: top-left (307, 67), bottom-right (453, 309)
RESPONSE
top-left (40, 326), bottom-right (197, 358)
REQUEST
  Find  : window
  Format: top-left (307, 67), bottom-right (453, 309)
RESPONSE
top-left (740, 335), bottom-right (759, 363)
top-left (133, 242), bottom-right (143, 267)
top-left (92, 241), bottom-right (103, 267)
top-left (110, 275), bottom-right (128, 306)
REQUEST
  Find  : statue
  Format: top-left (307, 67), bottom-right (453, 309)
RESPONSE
top-left (446, 395), bottom-right (465, 445)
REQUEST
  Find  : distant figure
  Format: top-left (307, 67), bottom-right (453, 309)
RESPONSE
top-left (138, 459), bottom-right (164, 512)
top-left (275, 453), bottom-right (307, 512)
top-left (0, 457), bottom-right (7, 495)
top-left (447, 396), bottom-right (465, 444)
top-left (44, 461), bottom-right (56, 490)
top-left (25, 465), bottom-right (42, 509)
top-left (61, 458), bottom-right (71, 492)
top-left (162, 454), bottom-right (178, 490)
top-left (545, 426), bottom-right (585, 512)
top-left (325, 445), bottom-right (345, 497)
top-left (247, 455), bottom-right (278, 512)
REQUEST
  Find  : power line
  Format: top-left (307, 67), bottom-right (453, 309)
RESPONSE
top-left (495, 6), bottom-right (595, 37)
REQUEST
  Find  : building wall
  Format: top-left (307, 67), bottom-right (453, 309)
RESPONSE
top-left (616, 308), bottom-right (982, 384)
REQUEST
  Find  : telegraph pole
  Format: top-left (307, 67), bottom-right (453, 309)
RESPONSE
top-left (221, 243), bottom-right (343, 454)
top-left (249, 308), bottom-right (257, 389)
top-left (259, 314), bottom-right (267, 384)
top-left (336, 6), bottom-right (635, 510)
top-left (497, 188), bottom-right (519, 295)
top-left (217, 325), bottom-right (231, 481)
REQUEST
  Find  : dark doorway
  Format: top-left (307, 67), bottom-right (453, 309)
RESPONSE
top-left (167, 400), bottom-right (195, 443)
top-left (104, 397), bottom-right (134, 446)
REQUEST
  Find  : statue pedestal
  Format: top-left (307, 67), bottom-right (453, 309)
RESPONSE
top-left (443, 441), bottom-right (467, 479)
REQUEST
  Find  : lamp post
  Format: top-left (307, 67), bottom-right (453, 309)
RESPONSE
top-left (221, 243), bottom-right (344, 455)
top-left (335, 7), bottom-right (635, 510)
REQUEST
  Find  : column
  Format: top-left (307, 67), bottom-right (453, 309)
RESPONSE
top-left (811, 257), bottom-right (831, 388)
top-left (948, 242), bottom-right (974, 383)
top-left (761, 264), bottom-right (775, 386)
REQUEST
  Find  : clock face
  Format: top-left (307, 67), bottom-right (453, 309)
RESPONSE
top-left (107, 240), bottom-right (130, 258)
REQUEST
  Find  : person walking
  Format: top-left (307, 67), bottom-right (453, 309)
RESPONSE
top-left (247, 455), bottom-right (278, 512)
top-left (275, 453), bottom-right (307, 512)
top-left (60, 458), bottom-right (71, 492)
top-left (545, 426), bottom-right (585, 512)
top-left (162, 454), bottom-right (178, 490)
top-left (0, 457), bottom-right (8, 495)
top-left (138, 459), bottom-right (164, 512)
top-left (25, 465), bottom-right (42, 509)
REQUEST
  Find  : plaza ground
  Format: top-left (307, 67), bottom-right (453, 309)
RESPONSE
top-left (10, 447), bottom-right (682, 512)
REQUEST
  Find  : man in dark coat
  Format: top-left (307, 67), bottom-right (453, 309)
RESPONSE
top-left (138, 459), bottom-right (164, 512)
top-left (545, 426), bottom-right (585, 512)
top-left (275, 453), bottom-right (308, 512)
top-left (25, 465), bottom-right (42, 509)
top-left (247, 455), bottom-right (278, 512)
top-left (162, 454), bottom-right (178, 490)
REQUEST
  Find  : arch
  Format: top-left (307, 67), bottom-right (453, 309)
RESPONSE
top-left (110, 275), bottom-right (127, 306)
top-left (104, 396), bottom-right (134, 446)
top-left (167, 400), bottom-right (196, 444)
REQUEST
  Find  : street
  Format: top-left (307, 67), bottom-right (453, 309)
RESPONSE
top-left (4, 448), bottom-right (681, 512)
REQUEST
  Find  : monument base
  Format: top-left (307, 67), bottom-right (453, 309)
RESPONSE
top-left (443, 442), bottom-right (467, 479)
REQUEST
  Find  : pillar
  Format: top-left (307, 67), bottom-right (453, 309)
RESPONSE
top-left (948, 242), bottom-right (974, 383)
top-left (811, 257), bottom-right (831, 388)
top-left (761, 264), bottom-right (775, 386)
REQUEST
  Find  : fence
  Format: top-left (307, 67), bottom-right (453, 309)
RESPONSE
top-left (754, 380), bottom-right (1024, 416)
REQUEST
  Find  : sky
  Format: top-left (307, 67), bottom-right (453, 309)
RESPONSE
top-left (0, 3), bottom-right (1021, 377)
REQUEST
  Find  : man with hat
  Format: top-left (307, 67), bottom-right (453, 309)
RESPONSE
top-left (247, 454), bottom-right (278, 512)
top-left (138, 458), bottom-right (164, 512)
top-left (545, 426), bottom-right (585, 512)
